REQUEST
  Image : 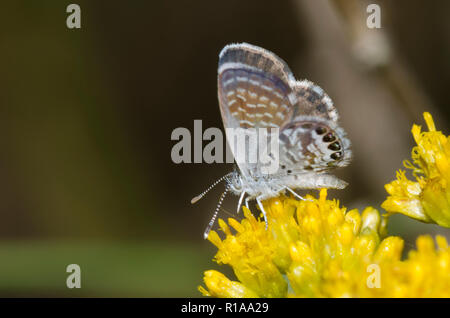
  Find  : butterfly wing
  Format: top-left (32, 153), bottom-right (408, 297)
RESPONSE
top-left (217, 43), bottom-right (296, 177)
top-left (218, 43), bottom-right (296, 129)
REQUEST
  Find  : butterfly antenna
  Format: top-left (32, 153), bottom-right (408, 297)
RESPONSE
top-left (203, 185), bottom-right (230, 240)
top-left (191, 172), bottom-right (232, 204)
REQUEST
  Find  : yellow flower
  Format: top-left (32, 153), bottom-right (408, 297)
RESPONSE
top-left (382, 112), bottom-right (450, 227)
top-left (199, 189), bottom-right (450, 297)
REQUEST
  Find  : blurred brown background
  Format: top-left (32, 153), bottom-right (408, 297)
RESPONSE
top-left (0, 0), bottom-right (449, 296)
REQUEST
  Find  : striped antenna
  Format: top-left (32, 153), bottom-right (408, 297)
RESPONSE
top-left (203, 185), bottom-right (230, 239)
top-left (191, 172), bottom-right (232, 204)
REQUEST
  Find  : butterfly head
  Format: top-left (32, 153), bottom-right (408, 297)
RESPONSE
top-left (225, 168), bottom-right (244, 195)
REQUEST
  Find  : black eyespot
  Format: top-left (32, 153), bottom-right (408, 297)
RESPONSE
top-left (323, 133), bottom-right (336, 142)
top-left (316, 103), bottom-right (327, 113)
top-left (307, 93), bottom-right (318, 103)
top-left (328, 142), bottom-right (341, 151)
top-left (315, 126), bottom-right (327, 135)
top-left (281, 165), bottom-right (286, 170)
top-left (331, 152), bottom-right (342, 160)
top-left (287, 169), bottom-right (292, 174)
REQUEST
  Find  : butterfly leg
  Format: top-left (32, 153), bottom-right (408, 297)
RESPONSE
top-left (237, 191), bottom-right (246, 213)
top-left (256, 196), bottom-right (269, 230)
top-left (245, 196), bottom-right (251, 210)
top-left (279, 186), bottom-right (312, 201)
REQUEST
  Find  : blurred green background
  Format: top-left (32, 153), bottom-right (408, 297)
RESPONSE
top-left (0, 0), bottom-right (449, 296)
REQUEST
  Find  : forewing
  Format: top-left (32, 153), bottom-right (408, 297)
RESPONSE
top-left (218, 43), bottom-right (296, 176)
top-left (218, 43), bottom-right (296, 130)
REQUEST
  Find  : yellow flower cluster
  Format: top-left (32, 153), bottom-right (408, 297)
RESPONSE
top-left (199, 190), bottom-right (450, 297)
top-left (198, 112), bottom-right (450, 297)
top-left (382, 112), bottom-right (450, 227)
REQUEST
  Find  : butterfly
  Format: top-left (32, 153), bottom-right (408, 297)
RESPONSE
top-left (192, 43), bottom-right (352, 239)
